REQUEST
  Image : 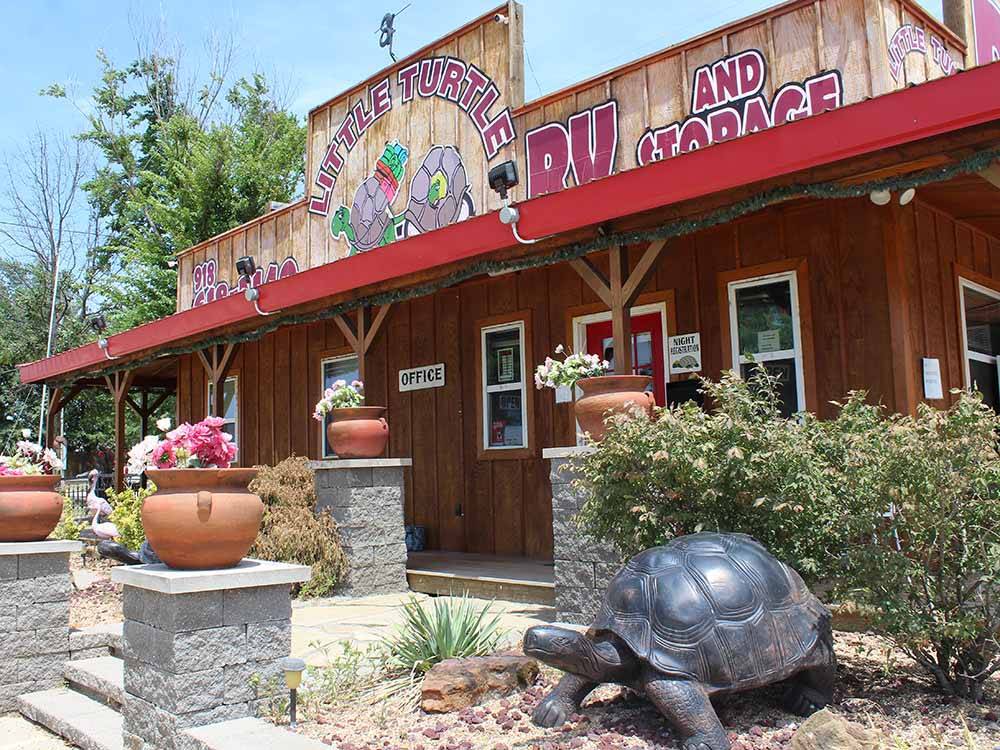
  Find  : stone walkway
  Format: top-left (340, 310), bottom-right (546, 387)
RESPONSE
top-left (0, 715), bottom-right (69, 749)
top-left (291, 592), bottom-right (556, 666)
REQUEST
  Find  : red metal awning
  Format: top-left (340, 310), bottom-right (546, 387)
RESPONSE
top-left (18, 62), bottom-right (1000, 385)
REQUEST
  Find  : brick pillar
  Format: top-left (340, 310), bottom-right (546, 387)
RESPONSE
top-left (111, 560), bottom-right (310, 750)
top-left (0, 541), bottom-right (81, 712)
top-left (544, 449), bottom-right (622, 625)
top-left (312, 458), bottom-right (410, 596)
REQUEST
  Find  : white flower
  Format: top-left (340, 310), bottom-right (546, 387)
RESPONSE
top-left (21, 428), bottom-right (31, 438)
top-left (156, 416), bottom-right (172, 432)
top-left (555, 344), bottom-right (565, 354)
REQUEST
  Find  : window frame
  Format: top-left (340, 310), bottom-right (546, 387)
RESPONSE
top-left (958, 274), bottom-right (1000, 398)
top-left (475, 310), bottom-right (535, 460)
top-left (718, 258), bottom-right (816, 414)
top-left (206, 374), bottom-right (239, 463)
top-left (319, 351), bottom-right (362, 459)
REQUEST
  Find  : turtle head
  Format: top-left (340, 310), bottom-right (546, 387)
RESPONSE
top-left (524, 625), bottom-right (623, 682)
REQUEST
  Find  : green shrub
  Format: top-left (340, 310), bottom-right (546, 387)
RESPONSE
top-left (249, 456), bottom-right (347, 598)
top-left (53, 496), bottom-right (83, 541)
top-left (383, 595), bottom-right (505, 676)
top-left (576, 368), bottom-right (839, 576)
top-left (107, 484), bottom-right (154, 551)
top-left (575, 369), bottom-right (1000, 701)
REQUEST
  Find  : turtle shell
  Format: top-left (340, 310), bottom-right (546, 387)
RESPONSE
top-left (351, 175), bottom-right (394, 252)
top-left (591, 532), bottom-right (829, 692)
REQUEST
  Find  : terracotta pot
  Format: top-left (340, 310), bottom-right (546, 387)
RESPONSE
top-left (143, 468), bottom-right (262, 570)
top-left (574, 375), bottom-right (655, 441)
top-left (326, 407), bottom-right (389, 458)
top-left (0, 475), bottom-right (62, 542)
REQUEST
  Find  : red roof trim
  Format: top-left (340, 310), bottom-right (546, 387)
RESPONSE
top-left (19, 64), bottom-right (1000, 385)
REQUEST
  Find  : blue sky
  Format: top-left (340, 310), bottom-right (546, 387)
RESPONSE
top-left (0, 0), bottom-right (944, 227)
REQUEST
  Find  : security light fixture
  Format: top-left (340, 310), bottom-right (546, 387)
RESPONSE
top-left (90, 314), bottom-right (107, 334)
top-left (898, 188), bottom-right (916, 206)
top-left (235, 255), bottom-right (257, 281)
top-left (281, 657), bottom-right (306, 730)
top-left (488, 161), bottom-right (518, 201)
top-left (869, 189), bottom-right (892, 206)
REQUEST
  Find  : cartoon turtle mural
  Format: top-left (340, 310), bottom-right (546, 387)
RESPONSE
top-left (330, 142), bottom-right (476, 253)
top-left (402, 145), bottom-right (475, 235)
top-left (330, 141), bottom-right (409, 254)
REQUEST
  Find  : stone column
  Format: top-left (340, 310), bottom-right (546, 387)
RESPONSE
top-left (312, 458), bottom-right (411, 596)
top-left (110, 559), bottom-right (310, 750)
top-left (0, 540), bottom-right (81, 712)
top-left (544, 448), bottom-right (622, 625)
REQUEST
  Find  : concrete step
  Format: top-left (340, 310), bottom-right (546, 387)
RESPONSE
top-left (17, 688), bottom-right (123, 750)
top-left (70, 623), bottom-right (124, 660)
top-left (183, 718), bottom-right (329, 749)
top-left (63, 656), bottom-right (124, 708)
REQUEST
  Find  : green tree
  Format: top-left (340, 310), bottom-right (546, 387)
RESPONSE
top-left (45, 41), bottom-right (306, 330)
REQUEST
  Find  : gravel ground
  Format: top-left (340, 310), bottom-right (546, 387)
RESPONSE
top-left (69, 554), bottom-right (123, 629)
top-left (291, 631), bottom-right (997, 749)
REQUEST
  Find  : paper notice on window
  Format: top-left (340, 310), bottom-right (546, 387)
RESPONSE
top-left (757, 330), bottom-right (781, 353)
top-left (923, 358), bottom-right (944, 400)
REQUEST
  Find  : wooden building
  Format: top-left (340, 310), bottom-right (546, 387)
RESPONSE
top-left (19, 0), bottom-right (1000, 570)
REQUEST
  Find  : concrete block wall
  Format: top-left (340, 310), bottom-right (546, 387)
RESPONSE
top-left (313, 459), bottom-right (410, 596)
top-left (547, 452), bottom-right (622, 625)
top-left (0, 541), bottom-right (80, 713)
top-left (115, 566), bottom-right (306, 750)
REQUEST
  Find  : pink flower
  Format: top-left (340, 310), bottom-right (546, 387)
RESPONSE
top-left (151, 441), bottom-right (178, 469)
top-left (202, 416), bottom-right (226, 429)
top-left (0, 465), bottom-right (24, 477)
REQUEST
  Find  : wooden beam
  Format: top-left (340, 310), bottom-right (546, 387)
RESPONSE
top-left (196, 343), bottom-right (239, 417)
top-left (622, 240), bottom-right (667, 306)
top-left (980, 162), bottom-right (1000, 190)
top-left (363, 304), bottom-right (392, 353)
top-left (569, 257), bottom-right (612, 307)
top-left (883, 204), bottom-right (919, 415)
top-left (332, 313), bottom-right (360, 352)
top-left (104, 370), bottom-right (135, 491)
top-left (608, 246), bottom-right (633, 374)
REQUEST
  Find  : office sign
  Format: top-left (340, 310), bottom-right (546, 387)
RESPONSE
top-left (399, 363), bottom-right (446, 392)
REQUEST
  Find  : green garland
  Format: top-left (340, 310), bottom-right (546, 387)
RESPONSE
top-left (50, 144), bottom-right (1000, 389)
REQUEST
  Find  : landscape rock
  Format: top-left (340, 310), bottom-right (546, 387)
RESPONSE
top-left (790, 709), bottom-right (880, 750)
top-left (421, 654), bottom-right (539, 713)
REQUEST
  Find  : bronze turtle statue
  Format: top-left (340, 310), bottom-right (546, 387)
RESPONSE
top-left (524, 532), bottom-right (836, 750)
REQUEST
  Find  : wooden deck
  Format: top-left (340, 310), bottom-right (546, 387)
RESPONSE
top-left (406, 552), bottom-right (555, 605)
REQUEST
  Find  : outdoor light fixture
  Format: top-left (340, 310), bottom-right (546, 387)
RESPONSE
top-left (869, 189), bottom-right (892, 206)
top-left (235, 255), bottom-right (277, 317)
top-left (235, 255), bottom-right (257, 280)
top-left (494, 12), bottom-right (509, 24)
top-left (89, 314), bottom-right (107, 334)
top-left (898, 188), bottom-right (916, 206)
top-left (488, 160), bottom-right (551, 245)
top-left (281, 657), bottom-right (306, 730)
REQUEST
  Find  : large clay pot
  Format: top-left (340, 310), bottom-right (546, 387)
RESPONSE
top-left (574, 375), bottom-right (655, 441)
top-left (0, 475), bottom-right (62, 542)
top-left (326, 406), bottom-right (389, 458)
top-left (142, 468), bottom-right (262, 570)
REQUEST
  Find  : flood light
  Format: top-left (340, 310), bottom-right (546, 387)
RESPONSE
top-left (869, 189), bottom-right (891, 206)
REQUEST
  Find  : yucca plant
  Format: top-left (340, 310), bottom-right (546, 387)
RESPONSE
top-left (383, 594), bottom-right (505, 677)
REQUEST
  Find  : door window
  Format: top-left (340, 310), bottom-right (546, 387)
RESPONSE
top-left (207, 376), bottom-right (238, 461)
top-left (583, 312), bottom-right (666, 404)
top-left (728, 272), bottom-right (805, 417)
top-left (481, 322), bottom-right (528, 450)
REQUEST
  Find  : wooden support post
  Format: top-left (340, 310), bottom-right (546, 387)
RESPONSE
top-left (45, 385), bottom-right (83, 449)
top-left (125, 389), bottom-right (174, 436)
top-left (104, 371), bottom-right (135, 491)
top-left (568, 241), bottom-right (667, 374)
top-left (332, 304), bottom-right (393, 383)
top-left (883, 204), bottom-right (919, 415)
top-left (197, 343), bottom-right (239, 417)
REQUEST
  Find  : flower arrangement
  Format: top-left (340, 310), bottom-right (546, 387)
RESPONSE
top-left (313, 380), bottom-right (365, 420)
top-left (534, 345), bottom-right (609, 390)
top-left (127, 417), bottom-right (238, 474)
top-left (0, 430), bottom-right (63, 476)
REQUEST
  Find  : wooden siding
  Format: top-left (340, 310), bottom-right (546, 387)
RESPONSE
top-left (175, 0), bottom-right (966, 312)
top-left (176, 195), bottom-right (916, 556)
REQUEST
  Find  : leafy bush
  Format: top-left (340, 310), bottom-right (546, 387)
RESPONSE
top-left (575, 369), bottom-right (1000, 701)
top-left (53, 496), bottom-right (83, 540)
top-left (383, 595), bottom-right (505, 676)
top-left (106, 484), bottom-right (153, 551)
top-left (576, 368), bottom-right (838, 576)
top-left (249, 456), bottom-right (347, 598)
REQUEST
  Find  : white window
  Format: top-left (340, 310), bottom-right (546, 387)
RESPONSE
top-left (321, 354), bottom-right (361, 458)
top-left (207, 376), bottom-right (238, 461)
top-left (959, 277), bottom-right (1000, 412)
top-left (481, 321), bottom-right (528, 450)
top-left (728, 271), bottom-right (806, 417)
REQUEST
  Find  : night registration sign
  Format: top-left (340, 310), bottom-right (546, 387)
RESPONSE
top-left (399, 363), bottom-right (446, 392)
